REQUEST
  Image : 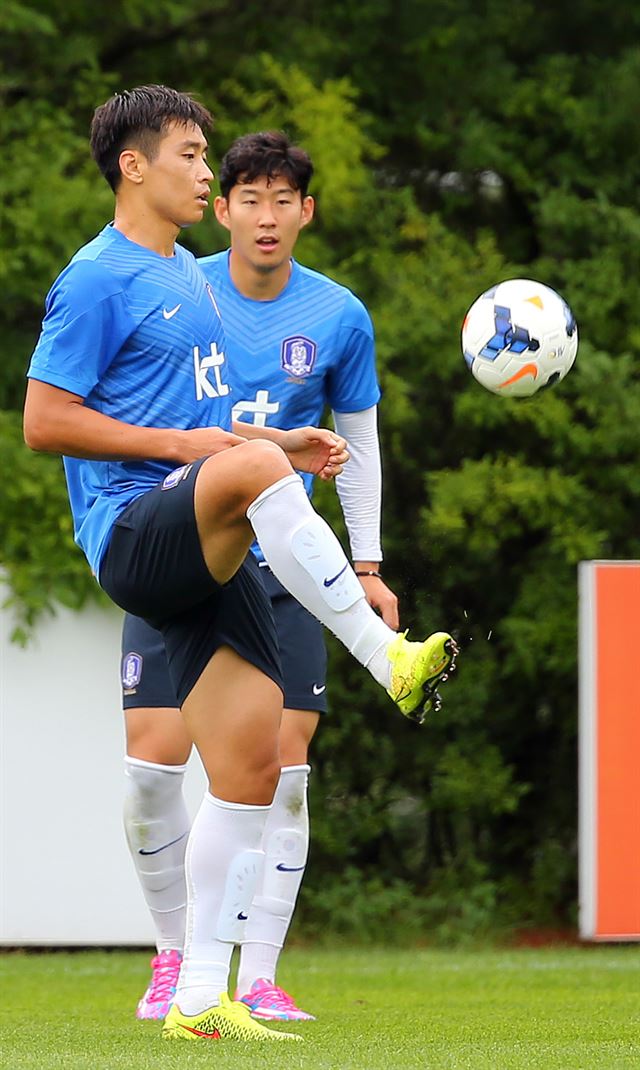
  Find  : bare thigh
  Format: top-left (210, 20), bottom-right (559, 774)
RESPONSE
top-left (181, 645), bottom-right (283, 805)
top-left (193, 439), bottom-right (292, 584)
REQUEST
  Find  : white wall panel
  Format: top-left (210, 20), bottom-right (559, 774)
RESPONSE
top-left (0, 592), bottom-right (205, 945)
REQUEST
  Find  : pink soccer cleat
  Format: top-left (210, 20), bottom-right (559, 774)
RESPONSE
top-left (235, 978), bottom-right (316, 1021)
top-left (136, 949), bottom-right (183, 1020)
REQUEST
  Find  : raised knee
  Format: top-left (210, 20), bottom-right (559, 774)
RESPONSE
top-left (197, 438), bottom-right (292, 512)
top-left (243, 438), bottom-right (291, 477)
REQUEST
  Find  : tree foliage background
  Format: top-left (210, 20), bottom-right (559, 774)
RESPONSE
top-left (2, 0), bottom-right (640, 938)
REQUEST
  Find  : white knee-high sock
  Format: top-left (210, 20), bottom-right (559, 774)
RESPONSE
top-left (175, 793), bottom-right (269, 1016)
top-left (123, 757), bottom-right (189, 953)
top-left (237, 765), bottom-right (310, 994)
top-left (247, 475), bottom-right (395, 687)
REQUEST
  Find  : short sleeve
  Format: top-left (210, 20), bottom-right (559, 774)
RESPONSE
top-left (28, 259), bottom-right (132, 398)
top-left (326, 292), bottom-right (381, 413)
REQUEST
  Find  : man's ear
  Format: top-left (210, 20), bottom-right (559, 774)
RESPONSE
top-left (300, 195), bottom-right (315, 229)
top-left (213, 196), bottom-right (231, 231)
top-left (119, 148), bottom-right (146, 186)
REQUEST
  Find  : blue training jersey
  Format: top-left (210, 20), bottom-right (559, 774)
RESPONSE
top-left (199, 251), bottom-right (380, 489)
top-left (198, 251), bottom-right (381, 561)
top-left (28, 224), bottom-right (232, 575)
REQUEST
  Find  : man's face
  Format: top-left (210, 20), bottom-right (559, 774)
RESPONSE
top-left (132, 121), bottom-right (213, 228)
top-left (214, 175), bottom-right (314, 273)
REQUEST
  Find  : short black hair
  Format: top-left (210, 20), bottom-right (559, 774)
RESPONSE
top-left (218, 131), bottom-right (313, 199)
top-left (90, 84), bottom-right (213, 192)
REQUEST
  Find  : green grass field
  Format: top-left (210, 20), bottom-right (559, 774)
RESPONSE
top-left (2, 946), bottom-right (638, 1069)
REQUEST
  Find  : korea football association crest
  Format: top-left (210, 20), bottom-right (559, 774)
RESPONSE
top-left (281, 335), bottom-right (317, 379)
top-left (122, 652), bottom-right (143, 691)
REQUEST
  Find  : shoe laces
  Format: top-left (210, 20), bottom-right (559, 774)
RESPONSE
top-left (251, 981), bottom-right (297, 1009)
top-left (147, 951), bottom-right (182, 1003)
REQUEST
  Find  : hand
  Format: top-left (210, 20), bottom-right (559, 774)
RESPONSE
top-left (281, 426), bottom-right (349, 480)
top-left (174, 426), bottom-right (247, 462)
top-left (354, 564), bottom-right (399, 628)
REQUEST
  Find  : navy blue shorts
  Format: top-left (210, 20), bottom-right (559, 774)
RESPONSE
top-left (100, 458), bottom-right (282, 706)
top-left (121, 563), bottom-right (328, 714)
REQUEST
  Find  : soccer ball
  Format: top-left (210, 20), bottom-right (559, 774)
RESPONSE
top-left (461, 278), bottom-right (578, 397)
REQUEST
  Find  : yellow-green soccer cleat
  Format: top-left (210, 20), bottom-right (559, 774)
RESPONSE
top-left (387, 630), bottom-right (458, 724)
top-left (162, 992), bottom-right (303, 1042)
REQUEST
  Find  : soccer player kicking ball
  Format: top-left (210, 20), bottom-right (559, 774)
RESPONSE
top-left (24, 86), bottom-right (457, 1043)
top-left (123, 130), bottom-right (401, 1024)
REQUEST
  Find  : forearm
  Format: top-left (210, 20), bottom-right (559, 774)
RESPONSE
top-left (332, 407), bottom-right (382, 562)
top-left (25, 380), bottom-right (183, 462)
top-left (231, 420), bottom-right (286, 446)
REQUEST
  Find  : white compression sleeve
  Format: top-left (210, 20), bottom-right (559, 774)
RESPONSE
top-left (123, 757), bottom-right (189, 953)
top-left (237, 764), bottom-right (310, 992)
top-left (247, 475), bottom-right (395, 686)
top-left (333, 406), bottom-right (382, 562)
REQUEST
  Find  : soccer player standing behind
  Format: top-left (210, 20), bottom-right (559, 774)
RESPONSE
top-left (123, 132), bottom-right (400, 1022)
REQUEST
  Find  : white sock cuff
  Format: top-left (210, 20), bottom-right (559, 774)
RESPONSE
top-left (246, 473), bottom-right (305, 521)
top-left (124, 755), bottom-right (188, 776)
top-left (280, 764), bottom-right (311, 776)
top-left (205, 791), bottom-right (271, 814)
